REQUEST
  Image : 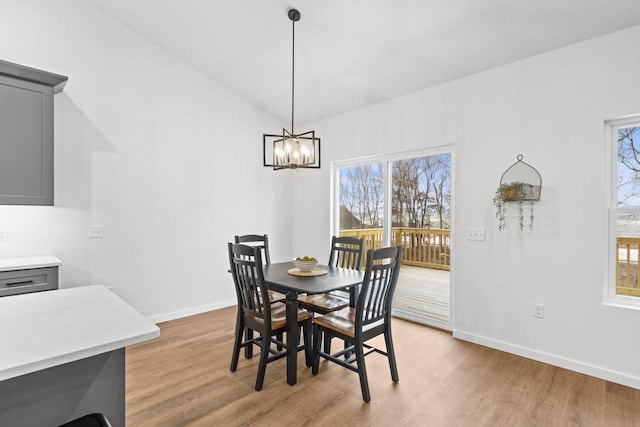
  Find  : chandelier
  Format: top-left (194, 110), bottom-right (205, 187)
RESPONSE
top-left (263, 8), bottom-right (321, 170)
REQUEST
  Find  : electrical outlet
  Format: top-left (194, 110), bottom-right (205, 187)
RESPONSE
top-left (0, 227), bottom-right (7, 242)
top-left (88, 226), bottom-right (104, 238)
top-left (533, 303), bottom-right (544, 318)
top-left (466, 227), bottom-right (485, 241)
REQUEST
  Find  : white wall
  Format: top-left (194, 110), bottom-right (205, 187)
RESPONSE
top-left (0, 0), bottom-right (292, 321)
top-left (292, 25), bottom-right (640, 387)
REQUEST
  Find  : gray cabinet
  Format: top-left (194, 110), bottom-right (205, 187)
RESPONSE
top-left (0, 60), bottom-right (67, 205)
top-left (0, 266), bottom-right (59, 297)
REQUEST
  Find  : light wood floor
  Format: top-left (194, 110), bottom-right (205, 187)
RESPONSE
top-left (126, 307), bottom-right (640, 426)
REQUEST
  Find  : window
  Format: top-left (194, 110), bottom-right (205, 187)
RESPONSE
top-left (606, 117), bottom-right (640, 308)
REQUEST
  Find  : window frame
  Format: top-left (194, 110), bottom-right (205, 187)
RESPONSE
top-left (605, 116), bottom-right (640, 310)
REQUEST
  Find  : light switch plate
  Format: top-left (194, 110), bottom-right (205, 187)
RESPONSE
top-left (466, 227), bottom-right (485, 241)
top-left (88, 226), bottom-right (104, 238)
top-left (533, 303), bottom-right (545, 318)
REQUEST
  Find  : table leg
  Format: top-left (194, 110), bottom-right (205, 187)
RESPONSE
top-left (285, 290), bottom-right (298, 385)
top-left (349, 285), bottom-right (360, 307)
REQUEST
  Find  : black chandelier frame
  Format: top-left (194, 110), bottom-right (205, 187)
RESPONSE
top-left (263, 8), bottom-right (321, 170)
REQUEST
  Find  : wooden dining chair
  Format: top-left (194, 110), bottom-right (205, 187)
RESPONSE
top-left (234, 234), bottom-right (286, 356)
top-left (228, 243), bottom-right (313, 391)
top-left (311, 246), bottom-right (403, 402)
top-left (298, 236), bottom-right (364, 351)
top-left (234, 234), bottom-right (271, 264)
top-left (234, 234), bottom-right (284, 302)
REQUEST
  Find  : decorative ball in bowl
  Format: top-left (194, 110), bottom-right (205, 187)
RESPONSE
top-left (293, 256), bottom-right (318, 272)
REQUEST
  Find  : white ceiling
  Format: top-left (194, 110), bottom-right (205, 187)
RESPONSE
top-left (86, 0), bottom-right (640, 125)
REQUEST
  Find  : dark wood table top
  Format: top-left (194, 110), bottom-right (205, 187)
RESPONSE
top-left (263, 261), bottom-right (364, 295)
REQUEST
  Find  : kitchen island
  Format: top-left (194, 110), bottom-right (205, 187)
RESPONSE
top-left (0, 285), bottom-right (159, 426)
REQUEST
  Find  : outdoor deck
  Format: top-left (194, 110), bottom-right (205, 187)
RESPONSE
top-left (339, 228), bottom-right (451, 327)
top-left (393, 265), bottom-right (450, 326)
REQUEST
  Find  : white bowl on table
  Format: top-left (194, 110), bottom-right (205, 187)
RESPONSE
top-left (293, 259), bottom-right (318, 272)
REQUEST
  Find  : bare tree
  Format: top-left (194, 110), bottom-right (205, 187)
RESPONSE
top-left (391, 154), bottom-right (451, 229)
top-left (618, 127), bottom-right (640, 206)
top-left (392, 158), bottom-right (423, 227)
top-left (432, 163), bottom-right (450, 228)
top-left (340, 164), bottom-right (383, 228)
top-left (427, 155), bottom-right (451, 229)
top-left (340, 154), bottom-right (451, 230)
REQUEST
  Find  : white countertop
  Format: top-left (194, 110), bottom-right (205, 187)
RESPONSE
top-left (0, 285), bottom-right (159, 381)
top-left (0, 255), bottom-right (62, 272)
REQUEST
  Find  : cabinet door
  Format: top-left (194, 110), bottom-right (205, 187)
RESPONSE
top-left (0, 76), bottom-right (53, 205)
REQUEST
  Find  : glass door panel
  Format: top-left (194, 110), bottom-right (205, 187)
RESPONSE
top-left (335, 151), bottom-right (452, 329)
top-left (391, 154), bottom-right (451, 328)
top-left (338, 163), bottom-right (385, 259)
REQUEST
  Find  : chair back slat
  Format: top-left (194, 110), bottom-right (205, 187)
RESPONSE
top-left (328, 236), bottom-right (364, 270)
top-left (357, 246), bottom-right (403, 328)
top-left (228, 243), bottom-right (269, 320)
top-left (234, 234), bottom-right (271, 265)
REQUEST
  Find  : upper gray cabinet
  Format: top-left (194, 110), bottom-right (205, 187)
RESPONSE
top-left (0, 60), bottom-right (68, 206)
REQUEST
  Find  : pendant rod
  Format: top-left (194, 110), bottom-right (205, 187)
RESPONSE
top-left (290, 12), bottom-right (296, 135)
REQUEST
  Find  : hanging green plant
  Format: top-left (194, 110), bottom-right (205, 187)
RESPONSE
top-left (493, 183), bottom-right (535, 231)
top-left (500, 181), bottom-right (529, 201)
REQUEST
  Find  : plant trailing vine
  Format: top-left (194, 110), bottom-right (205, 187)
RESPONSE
top-left (518, 196), bottom-right (524, 230)
top-left (493, 187), bottom-right (506, 231)
top-left (493, 182), bottom-right (536, 231)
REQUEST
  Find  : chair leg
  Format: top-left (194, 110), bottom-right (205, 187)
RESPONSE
top-left (276, 332), bottom-right (283, 351)
top-left (384, 329), bottom-right (399, 383)
top-left (303, 318), bottom-right (313, 367)
top-left (323, 332), bottom-right (332, 355)
top-left (355, 342), bottom-right (371, 403)
top-left (343, 339), bottom-right (351, 359)
top-left (255, 334), bottom-right (270, 391)
top-left (311, 324), bottom-right (322, 375)
top-left (230, 314), bottom-right (244, 372)
top-left (244, 328), bottom-right (254, 359)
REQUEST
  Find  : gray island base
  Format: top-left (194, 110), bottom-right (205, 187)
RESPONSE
top-left (0, 285), bottom-right (159, 427)
top-left (0, 349), bottom-right (124, 426)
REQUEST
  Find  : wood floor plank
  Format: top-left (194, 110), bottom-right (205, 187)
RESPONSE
top-left (126, 306), bottom-right (640, 426)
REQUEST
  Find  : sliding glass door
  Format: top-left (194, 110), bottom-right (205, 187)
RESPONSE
top-left (333, 148), bottom-right (453, 329)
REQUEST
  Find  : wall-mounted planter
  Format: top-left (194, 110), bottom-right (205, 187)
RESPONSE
top-left (494, 155), bottom-right (541, 231)
top-left (499, 181), bottom-right (539, 202)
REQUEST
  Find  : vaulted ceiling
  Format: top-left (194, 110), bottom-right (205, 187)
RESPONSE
top-left (86, 0), bottom-right (640, 125)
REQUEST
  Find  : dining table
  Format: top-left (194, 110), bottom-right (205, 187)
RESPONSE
top-left (262, 261), bottom-right (364, 385)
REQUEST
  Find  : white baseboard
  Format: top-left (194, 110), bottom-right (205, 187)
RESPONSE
top-left (148, 299), bottom-right (236, 324)
top-left (453, 329), bottom-right (640, 390)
